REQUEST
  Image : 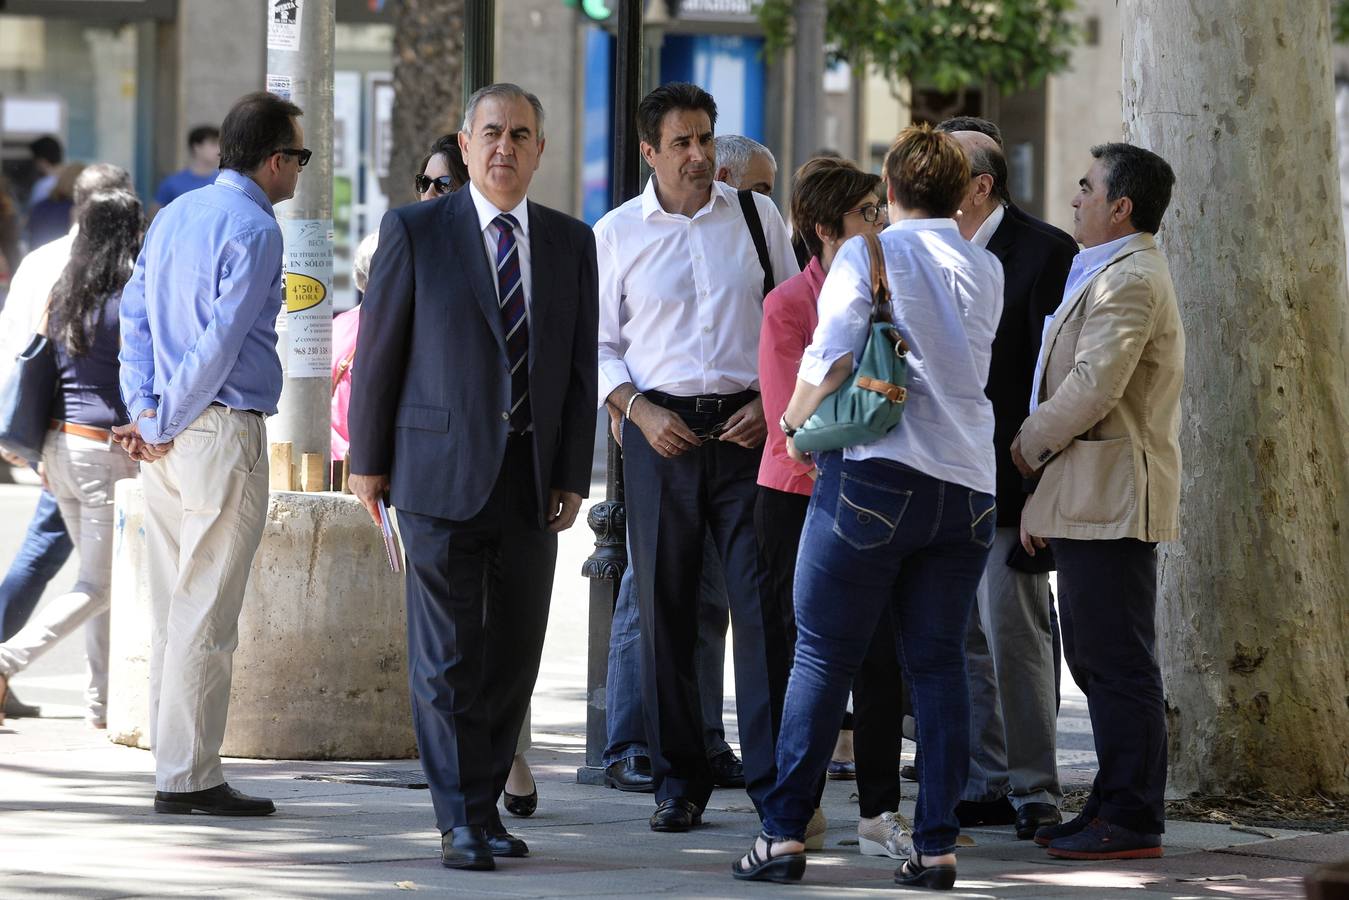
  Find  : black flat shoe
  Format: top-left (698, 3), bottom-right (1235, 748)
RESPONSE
top-left (650, 797), bottom-right (702, 832)
top-left (154, 783), bottom-right (275, 816)
top-left (731, 832), bottom-right (807, 884)
top-left (894, 856), bottom-right (956, 890)
top-left (3, 687), bottom-right (40, 719)
top-left (504, 785), bottom-right (537, 817)
top-left (442, 825), bottom-right (495, 870)
top-left (955, 796), bottom-right (1016, 827)
top-left (1015, 802), bottom-right (1062, 840)
top-left (605, 756), bottom-right (655, 793)
top-left (708, 748), bottom-right (745, 788)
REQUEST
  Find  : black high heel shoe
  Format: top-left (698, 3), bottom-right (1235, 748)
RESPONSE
top-left (894, 854), bottom-right (957, 890)
top-left (731, 832), bottom-right (807, 884)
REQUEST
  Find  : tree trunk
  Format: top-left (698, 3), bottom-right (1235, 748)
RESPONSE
top-left (1122, 1), bottom-right (1349, 796)
top-left (387, 0), bottom-right (465, 208)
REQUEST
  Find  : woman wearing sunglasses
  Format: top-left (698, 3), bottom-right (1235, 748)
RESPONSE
top-left (332, 135), bottom-right (468, 464)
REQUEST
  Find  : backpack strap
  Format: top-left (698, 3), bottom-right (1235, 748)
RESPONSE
top-left (737, 189), bottom-right (775, 299)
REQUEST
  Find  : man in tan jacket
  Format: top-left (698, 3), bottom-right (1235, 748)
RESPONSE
top-left (1011, 143), bottom-right (1182, 861)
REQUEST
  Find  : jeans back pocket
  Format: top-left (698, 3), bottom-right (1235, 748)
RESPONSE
top-left (833, 473), bottom-right (912, 551)
top-left (969, 491), bottom-right (997, 548)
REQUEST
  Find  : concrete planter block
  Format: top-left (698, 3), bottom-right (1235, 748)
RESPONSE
top-left (106, 480), bottom-right (417, 760)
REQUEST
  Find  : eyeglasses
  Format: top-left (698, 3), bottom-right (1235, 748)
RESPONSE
top-left (275, 147), bottom-right (312, 167)
top-left (843, 202), bottom-right (884, 224)
top-left (415, 174), bottom-right (457, 195)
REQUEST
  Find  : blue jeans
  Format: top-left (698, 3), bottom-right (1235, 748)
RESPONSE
top-left (0, 486), bottom-right (74, 641)
top-left (603, 532), bottom-right (731, 766)
top-left (760, 454), bottom-right (994, 855)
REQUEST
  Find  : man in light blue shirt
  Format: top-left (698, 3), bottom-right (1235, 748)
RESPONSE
top-left (115, 90), bottom-right (306, 818)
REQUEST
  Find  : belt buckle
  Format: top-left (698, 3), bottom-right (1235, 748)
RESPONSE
top-left (694, 397), bottom-right (721, 414)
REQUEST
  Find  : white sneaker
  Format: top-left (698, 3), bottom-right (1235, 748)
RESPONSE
top-left (858, 810), bottom-right (914, 859)
top-left (804, 807), bottom-right (827, 851)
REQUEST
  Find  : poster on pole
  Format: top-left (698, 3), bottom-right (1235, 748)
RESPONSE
top-left (266, 74), bottom-right (293, 102)
top-left (280, 218), bottom-right (333, 378)
top-left (268, 0), bottom-right (304, 52)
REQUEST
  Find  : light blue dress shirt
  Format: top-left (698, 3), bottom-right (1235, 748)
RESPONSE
top-left (1028, 231), bottom-right (1136, 413)
top-left (119, 169), bottom-right (284, 444)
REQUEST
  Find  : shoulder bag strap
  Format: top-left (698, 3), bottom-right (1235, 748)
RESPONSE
top-left (737, 189), bottom-right (775, 299)
top-left (862, 232), bottom-right (891, 321)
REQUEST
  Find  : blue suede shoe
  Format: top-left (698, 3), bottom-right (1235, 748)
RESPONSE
top-left (1046, 818), bottom-right (1162, 860)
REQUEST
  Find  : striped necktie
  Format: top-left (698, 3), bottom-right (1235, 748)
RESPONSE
top-left (494, 213), bottom-right (531, 432)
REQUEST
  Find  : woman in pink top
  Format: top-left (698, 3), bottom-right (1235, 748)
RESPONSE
top-left (757, 158), bottom-right (907, 856)
top-left (331, 135), bottom-right (469, 460)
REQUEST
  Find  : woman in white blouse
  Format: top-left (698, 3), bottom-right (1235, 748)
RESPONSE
top-left (732, 125), bottom-right (1004, 891)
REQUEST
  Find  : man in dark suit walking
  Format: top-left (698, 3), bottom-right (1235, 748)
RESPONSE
top-left (348, 83), bottom-right (597, 871)
top-left (941, 123), bottom-right (1077, 840)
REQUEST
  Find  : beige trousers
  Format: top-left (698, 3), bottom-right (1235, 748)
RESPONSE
top-left (141, 407), bottom-right (269, 792)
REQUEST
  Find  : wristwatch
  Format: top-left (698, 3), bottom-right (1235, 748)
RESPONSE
top-left (780, 413), bottom-right (799, 438)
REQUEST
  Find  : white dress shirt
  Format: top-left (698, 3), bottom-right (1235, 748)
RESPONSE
top-left (0, 228), bottom-right (76, 385)
top-left (969, 202), bottom-right (1005, 249)
top-left (595, 177), bottom-right (799, 403)
top-left (800, 219), bottom-right (1004, 494)
top-left (1028, 231), bottom-right (1135, 412)
top-left (468, 182), bottom-right (532, 312)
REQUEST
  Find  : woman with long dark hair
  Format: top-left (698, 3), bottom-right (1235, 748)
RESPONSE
top-left (0, 190), bottom-right (142, 727)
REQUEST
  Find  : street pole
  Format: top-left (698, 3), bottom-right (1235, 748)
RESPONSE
top-left (577, 0), bottom-right (643, 786)
top-left (791, 0), bottom-right (826, 178)
top-left (266, 0), bottom-right (335, 487)
top-left (463, 0), bottom-right (496, 107)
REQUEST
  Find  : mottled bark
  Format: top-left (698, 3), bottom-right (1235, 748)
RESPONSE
top-left (387, 0), bottom-right (465, 207)
top-left (1122, 1), bottom-right (1349, 795)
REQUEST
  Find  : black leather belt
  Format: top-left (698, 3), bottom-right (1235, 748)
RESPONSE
top-left (210, 401), bottom-right (265, 417)
top-left (644, 389), bottom-right (758, 417)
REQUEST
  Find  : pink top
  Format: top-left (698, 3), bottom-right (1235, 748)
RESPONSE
top-left (330, 306), bottom-right (361, 461)
top-left (757, 256), bottom-right (825, 496)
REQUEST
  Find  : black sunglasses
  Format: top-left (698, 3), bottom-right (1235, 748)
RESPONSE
top-left (276, 147), bottom-right (312, 167)
top-left (415, 174), bottom-right (457, 195)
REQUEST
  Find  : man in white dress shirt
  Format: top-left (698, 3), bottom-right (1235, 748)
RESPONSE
top-left (595, 82), bottom-right (799, 833)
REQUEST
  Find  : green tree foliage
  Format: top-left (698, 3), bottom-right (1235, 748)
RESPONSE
top-left (1336, 0), bottom-right (1349, 42)
top-left (757, 0), bottom-right (1079, 95)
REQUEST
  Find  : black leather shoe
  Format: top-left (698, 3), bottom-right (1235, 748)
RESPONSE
top-left (1015, 802), bottom-right (1062, 840)
top-left (4, 688), bottom-right (40, 719)
top-left (154, 783), bottom-right (275, 816)
top-left (708, 748), bottom-right (745, 788)
top-left (605, 756), bottom-right (655, 793)
top-left (442, 825), bottom-right (495, 870)
top-left (899, 764), bottom-right (918, 782)
top-left (485, 817), bottom-right (529, 858)
top-left (955, 796), bottom-right (1017, 828)
top-left (650, 797), bottom-right (702, 832)
top-left (503, 786), bottom-right (537, 817)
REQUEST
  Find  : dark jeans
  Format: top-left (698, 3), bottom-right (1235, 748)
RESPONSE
top-left (0, 486), bottom-right (74, 640)
top-left (622, 402), bottom-right (790, 813)
top-left (760, 453), bottom-right (993, 855)
top-left (398, 436), bottom-right (555, 832)
top-left (1053, 537), bottom-right (1166, 835)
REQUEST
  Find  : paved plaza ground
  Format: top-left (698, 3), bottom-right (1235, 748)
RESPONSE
top-left (0, 480), bottom-right (1343, 898)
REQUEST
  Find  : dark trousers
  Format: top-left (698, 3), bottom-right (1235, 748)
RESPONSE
top-left (398, 436), bottom-right (557, 833)
top-left (623, 414), bottom-right (790, 812)
top-left (1052, 537), bottom-right (1166, 835)
top-left (0, 486), bottom-right (73, 640)
top-left (853, 603), bottom-right (905, 818)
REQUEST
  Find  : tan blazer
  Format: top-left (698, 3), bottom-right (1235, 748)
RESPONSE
top-left (1018, 232), bottom-right (1184, 542)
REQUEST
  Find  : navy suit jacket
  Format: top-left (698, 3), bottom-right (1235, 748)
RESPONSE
top-left (348, 186), bottom-right (598, 524)
top-left (986, 204), bottom-right (1077, 526)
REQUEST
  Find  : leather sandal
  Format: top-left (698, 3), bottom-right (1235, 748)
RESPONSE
top-left (894, 854), bottom-right (957, 890)
top-left (731, 832), bottom-right (807, 884)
